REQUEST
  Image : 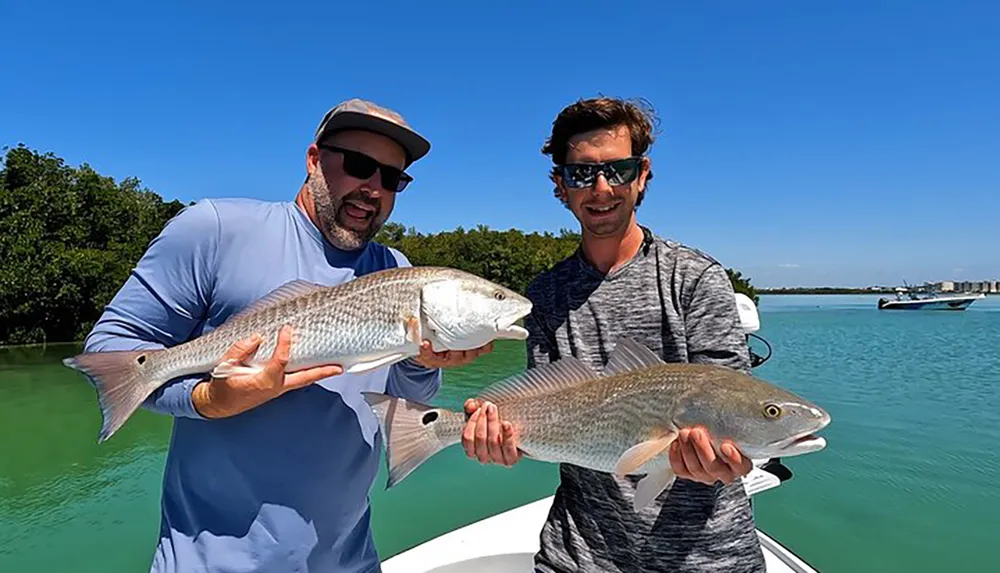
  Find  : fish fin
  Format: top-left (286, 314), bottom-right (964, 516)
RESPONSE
top-left (478, 356), bottom-right (598, 403)
top-left (614, 431), bottom-right (678, 476)
top-left (420, 280), bottom-right (461, 349)
top-left (361, 392), bottom-right (463, 488)
top-left (405, 315), bottom-right (422, 346)
top-left (221, 280), bottom-right (327, 327)
top-left (603, 337), bottom-right (665, 376)
top-left (62, 349), bottom-right (167, 443)
top-left (345, 353), bottom-right (409, 374)
top-left (210, 359), bottom-right (265, 378)
top-left (633, 466), bottom-right (677, 511)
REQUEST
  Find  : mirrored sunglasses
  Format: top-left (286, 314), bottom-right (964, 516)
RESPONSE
top-left (557, 157), bottom-right (643, 189)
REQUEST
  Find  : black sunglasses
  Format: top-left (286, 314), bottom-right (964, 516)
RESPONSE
top-left (318, 144), bottom-right (413, 192)
top-left (556, 157), bottom-right (643, 189)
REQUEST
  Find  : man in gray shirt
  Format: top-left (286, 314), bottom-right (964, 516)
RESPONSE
top-left (467, 96), bottom-right (766, 572)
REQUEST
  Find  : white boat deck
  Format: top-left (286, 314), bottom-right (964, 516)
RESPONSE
top-left (382, 468), bottom-right (818, 573)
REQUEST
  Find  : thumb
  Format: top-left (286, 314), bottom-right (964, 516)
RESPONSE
top-left (464, 398), bottom-right (483, 417)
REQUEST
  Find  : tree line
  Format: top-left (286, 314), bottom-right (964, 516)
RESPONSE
top-left (1, 144), bottom-right (758, 346)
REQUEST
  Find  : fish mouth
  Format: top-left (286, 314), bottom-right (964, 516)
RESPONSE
top-left (495, 317), bottom-right (529, 340)
top-left (493, 299), bottom-right (532, 341)
top-left (778, 433), bottom-right (827, 453)
top-left (772, 416), bottom-right (831, 456)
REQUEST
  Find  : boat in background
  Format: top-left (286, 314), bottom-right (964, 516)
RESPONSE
top-left (380, 294), bottom-right (824, 573)
top-left (877, 287), bottom-right (985, 310)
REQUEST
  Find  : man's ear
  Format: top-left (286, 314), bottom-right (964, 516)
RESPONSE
top-left (552, 174), bottom-right (570, 206)
top-left (637, 156), bottom-right (652, 190)
top-left (306, 143), bottom-right (321, 175)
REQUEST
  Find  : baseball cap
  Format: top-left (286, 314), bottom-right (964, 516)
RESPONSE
top-left (314, 98), bottom-right (431, 166)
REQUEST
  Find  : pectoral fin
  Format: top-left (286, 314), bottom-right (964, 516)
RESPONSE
top-left (211, 360), bottom-right (265, 378)
top-left (345, 353), bottom-right (409, 374)
top-left (406, 315), bottom-right (422, 346)
top-left (614, 431), bottom-right (678, 477)
top-left (633, 467), bottom-right (677, 511)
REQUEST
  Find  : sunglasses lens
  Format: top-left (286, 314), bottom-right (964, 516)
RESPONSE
top-left (392, 173), bottom-right (413, 192)
top-left (341, 150), bottom-right (379, 181)
top-left (562, 165), bottom-right (596, 188)
top-left (606, 159), bottom-right (639, 185)
top-left (561, 158), bottom-right (640, 188)
top-left (379, 170), bottom-right (400, 192)
top-left (335, 147), bottom-right (411, 192)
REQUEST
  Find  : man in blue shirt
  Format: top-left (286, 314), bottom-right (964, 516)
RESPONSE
top-left (82, 98), bottom-right (509, 572)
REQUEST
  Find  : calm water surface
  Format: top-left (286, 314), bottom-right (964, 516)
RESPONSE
top-left (1, 294), bottom-right (998, 572)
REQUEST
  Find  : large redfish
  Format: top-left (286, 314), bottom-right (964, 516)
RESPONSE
top-left (63, 266), bottom-right (533, 443)
top-left (363, 337), bottom-right (831, 510)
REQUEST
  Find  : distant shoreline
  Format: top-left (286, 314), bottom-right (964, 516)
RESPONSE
top-left (760, 289), bottom-right (997, 295)
top-left (0, 340), bottom-right (80, 350)
top-left (759, 288), bottom-right (894, 295)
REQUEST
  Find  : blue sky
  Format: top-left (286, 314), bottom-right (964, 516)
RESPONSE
top-left (3, 0), bottom-right (997, 288)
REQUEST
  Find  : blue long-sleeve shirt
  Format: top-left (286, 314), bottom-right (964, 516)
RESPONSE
top-left (83, 197), bottom-right (442, 573)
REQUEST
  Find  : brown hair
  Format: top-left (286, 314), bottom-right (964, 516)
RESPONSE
top-left (541, 96), bottom-right (659, 206)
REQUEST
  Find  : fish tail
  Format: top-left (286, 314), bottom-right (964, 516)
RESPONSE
top-left (63, 348), bottom-right (167, 443)
top-left (362, 392), bottom-right (464, 489)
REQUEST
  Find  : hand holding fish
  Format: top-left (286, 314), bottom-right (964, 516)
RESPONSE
top-left (192, 325), bottom-right (344, 419)
top-left (668, 427), bottom-right (752, 486)
top-left (413, 340), bottom-right (494, 369)
top-left (461, 398), bottom-right (521, 467)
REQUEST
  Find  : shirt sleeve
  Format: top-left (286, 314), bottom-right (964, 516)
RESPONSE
top-left (682, 262), bottom-right (752, 375)
top-left (385, 357), bottom-right (442, 402)
top-left (82, 199), bottom-right (221, 419)
top-left (383, 247), bottom-right (443, 402)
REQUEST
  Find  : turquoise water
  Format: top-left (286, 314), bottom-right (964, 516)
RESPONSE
top-left (1, 294), bottom-right (998, 572)
top-left (745, 295), bottom-right (1000, 572)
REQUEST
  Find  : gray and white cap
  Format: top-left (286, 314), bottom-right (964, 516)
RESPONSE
top-left (314, 98), bottom-right (431, 166)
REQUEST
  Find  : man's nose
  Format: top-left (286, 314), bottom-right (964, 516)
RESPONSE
top-left (360, 183), bottom-right (383, 198)
top-left (591, 172), bottom-right (614, 195)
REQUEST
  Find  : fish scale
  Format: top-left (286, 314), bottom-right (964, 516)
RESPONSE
top-left (63, 265), bottom-right (534, 443)
top-left (499, 368), bottom-right (692, 473)
top-left (196, 273), bottom-right (425, 369)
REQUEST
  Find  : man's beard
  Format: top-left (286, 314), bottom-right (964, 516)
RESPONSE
top-left (306, 165), bottom-right (384, 251)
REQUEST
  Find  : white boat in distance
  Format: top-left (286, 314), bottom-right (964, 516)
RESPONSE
top-left (877, 287), bottom-right (985, 310)
top-left (381, 293), bottom-right (822, 573)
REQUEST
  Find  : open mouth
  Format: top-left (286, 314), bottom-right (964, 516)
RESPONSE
top-left (773, 430), bottom-right (828, 455)
top-left (343, 200), bottom-right (377, 222)
top-left (585, 202), bottom-right (620, 217)
top-left (495, 317), bottom-right (529, 340)
top-left (788, 434), bottom-right (826, 448)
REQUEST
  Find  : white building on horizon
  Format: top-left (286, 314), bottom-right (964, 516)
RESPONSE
top-left (924, 280), bottom-right (999, 293)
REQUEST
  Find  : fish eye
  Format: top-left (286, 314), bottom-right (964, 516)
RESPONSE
top-left (763, 404), bottom-right (783, 419)
top-left (493, 291), bottom-right (505, 300)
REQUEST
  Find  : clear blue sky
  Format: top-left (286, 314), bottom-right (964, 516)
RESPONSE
top-left (3, 0), bottom-right (997, 288)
